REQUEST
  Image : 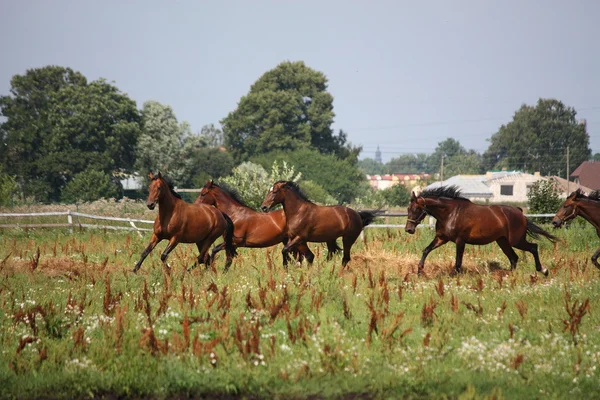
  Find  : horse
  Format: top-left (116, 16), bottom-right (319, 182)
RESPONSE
top-left (404, 185), bottom-right (558, 276)
top-left (552, 189), bottom-right (600, 268)
top-left (260, 180), bottom-right (376, 268)
top-left (194, 180), bottom-right (309, 265)
top-left (133, 172), bottom-right (236, 273)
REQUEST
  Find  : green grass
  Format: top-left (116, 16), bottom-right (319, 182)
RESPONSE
top-left (0, 223), bottom-right (599, 399)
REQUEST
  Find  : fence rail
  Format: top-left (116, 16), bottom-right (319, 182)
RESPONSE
top-left (0, 211), bottom-right (556, 233)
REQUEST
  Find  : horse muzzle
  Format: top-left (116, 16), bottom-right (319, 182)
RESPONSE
top-left (551, 218), bottom-right (562, 228)
top-left (405, 226), bottom-right (416, 235)
top-left (147, 202), bottom-right (156, 210)
top-left (260, 205), bottom-right (269, 213)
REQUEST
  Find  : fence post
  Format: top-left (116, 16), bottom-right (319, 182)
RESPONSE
top-left (67, 210), bottom-right (73, 233)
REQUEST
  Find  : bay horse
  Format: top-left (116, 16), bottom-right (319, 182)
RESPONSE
top-left (552, 189), bottom-right (600, 268)
top-left (194, 180), bottom-right (308, 265)
top-left (260, 180), bottom-right (376, 268)
top-left (405, 185), bottom-right (557, 276)
top-left (133, 172), bottom-right (236, 273)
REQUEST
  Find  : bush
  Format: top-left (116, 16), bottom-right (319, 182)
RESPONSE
top-left (381, 184), bottom-right (411, 207)
top-left (300, 180), bottom-right (337, 205)
top-left (221, 161), bottom-right (301, 210)
top-left (61, 169), bottom-right (120, 203)
top-left (0, 167), bottom-right (18, 206)
top-left (527, 179), bottom-right (562, 221)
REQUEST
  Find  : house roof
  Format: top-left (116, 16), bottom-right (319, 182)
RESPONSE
top-left (549, 176), bottom-right (594, 195)
top-left (570, 161), bottom-right (600, 190)
top-left (426, 175), bottom-right (493, 197)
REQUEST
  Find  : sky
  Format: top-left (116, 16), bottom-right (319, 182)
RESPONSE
top-left (1, 0), bottom-right (599, 163)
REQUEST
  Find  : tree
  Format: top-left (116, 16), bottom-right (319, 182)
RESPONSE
top-left (0, 166), bottom-right (17, 206)
top-left (386, 154), bottom-right (430, 174)
top-left (593, 153), bottom-right (600, 161)
top-left (381, 184), bottom-right (411, 207)
top-left (483, 99), bottom-right (591, 176)
top-left (0, 66), bottom-right (141, 202)
top-left (251, 148), bottom-right (368, 204)
top-left (190, 148), bottom-right (235, 188)
top-left (443, 152), bottom-right (483, 177)
top-left (358, 158), bottom-right (386, 175)
top-left (135, 101), bottom-right (205, 187)
top-left (222, 61), bottom-right (355, 161)
top-left (61, 168), bottom-right (120, 203)
top-left (527, 179), bottom-right (562, 222)
top-left (198, 124), bottom-right (225, 148)
top-left (221, 161), bottom-right (301, 210)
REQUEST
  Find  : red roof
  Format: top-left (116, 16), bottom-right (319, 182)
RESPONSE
top-left (570, 161), bottom-right (600, 190)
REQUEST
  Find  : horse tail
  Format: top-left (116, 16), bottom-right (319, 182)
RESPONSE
top-left (221, 212), bottom-right (238, 258)
top-left (358, 210), bottom-right (377, 229)
top-left (526, 219), bottom-right (558, 243)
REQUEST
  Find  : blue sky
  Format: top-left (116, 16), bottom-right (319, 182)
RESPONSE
top-left (1, 0), bottom-right (598, 162)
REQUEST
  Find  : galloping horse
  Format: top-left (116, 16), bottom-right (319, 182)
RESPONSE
top-left (133, 172), bottom-right (236, 273)
top-left (552, 189), bottom-right (600, 268)
top-left (194, 180), bottom-right (308, 264)
top-left (260, 181), bottom-right (376, 268)
top-left (405, 186), bottom-right (557, 276)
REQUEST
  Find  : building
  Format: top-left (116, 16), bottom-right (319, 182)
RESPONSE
top-left (375, 146), bottom-right (382, 164)
top-left (548, 176), bottom-right (594, 197)
top-left (425, 171), bottom-right (544, 203)
top-left (366, 173), bottom-right (432, 191)
top-left (570, 161), bottom-right (600, 190)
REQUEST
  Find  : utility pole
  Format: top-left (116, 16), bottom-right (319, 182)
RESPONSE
top-left (566, 146), bottom-right (570, 194)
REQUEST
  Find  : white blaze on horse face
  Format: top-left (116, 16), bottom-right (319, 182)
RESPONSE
top-left (269, 186), bottom-right (274, 193)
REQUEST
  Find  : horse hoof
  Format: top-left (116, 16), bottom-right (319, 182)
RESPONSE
top-left (542, 268), bottom-right (549, 277)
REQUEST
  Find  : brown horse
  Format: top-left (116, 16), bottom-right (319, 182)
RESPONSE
top-left (133, 172), bottom-right (236, 273)
top-left (194, 180), bottom-right (308, 264)
top-left (552, 189), bottom-right (600, 268)
top-left (260, 181), bottom-right (376, 268)
top-left (405, 186), bottom-right (557, 276)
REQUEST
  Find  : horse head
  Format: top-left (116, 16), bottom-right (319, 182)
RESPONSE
top-left (261, 181), bottom-right (288, 212)
top-left (552, 190), bottom-right (579, 228)
top-left (405, 191), bottom-right (427, 234)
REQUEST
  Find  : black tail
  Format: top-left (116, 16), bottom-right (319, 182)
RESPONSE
top-left (221, 212), bottom-right (238, 258)
top-left (358, 210), bottom-right (377, 228)
top-left (526, 219), bottom-right (558, 243)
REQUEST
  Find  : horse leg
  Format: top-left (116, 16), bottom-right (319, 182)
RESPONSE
top-left (294, 243), bottom-right (307, 264)
top-left (133, 234), bottom-right (161, 273)
top-left (496, 237), bottom-right (519, 270)
top-left (514, 239), bottom-right (548, 276)
top-left (341, 234), bottom-right (360, 268)
top-left (326, 240), bottom-right (341, 261)
top-left (210, 242), bottom-right (226, 260)
top-left (418, 237), bottom-right (448, 276)
top-left (453, 240), bottom-right (466, 275)
top-left (282, 236), bottom-right (306, 268)
top-left (192, 241), bottom-right (211, 271)
top-left (591, 247), bottom-right (600, 269)
top-left (160, 237), bottom-right (179, 271)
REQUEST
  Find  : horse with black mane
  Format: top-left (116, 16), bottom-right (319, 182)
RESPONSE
top-left (405, 185), bottom-right (557, 276)
top-left (552, 189), bottom-right (600, 268)
top-left (260, 180), bottom-right (376, 268)
top-left (133, 172), bottom-right (236, 273)
top-left (195, 180), bottom-right (308, 265)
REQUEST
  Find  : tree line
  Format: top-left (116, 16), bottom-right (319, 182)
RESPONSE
top-left (1, 62), bottom-right (597, 207)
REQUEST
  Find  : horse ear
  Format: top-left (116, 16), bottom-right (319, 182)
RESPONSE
top-left (416, 197), bottom-right (425, 206)
top-left (411, 191), bottom-right (417, 201)
top-left (157, 171), bottom-right (162, 179)
top-left (210, 179), bottom-right (214, 186)
top-left (148, 171), bottom-right (154, 180)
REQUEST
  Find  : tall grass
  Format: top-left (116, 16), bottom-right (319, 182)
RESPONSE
top-left (0, 223), bottom-right (598, 399)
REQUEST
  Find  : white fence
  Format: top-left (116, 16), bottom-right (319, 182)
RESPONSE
top-left (0, 211), bottom-right (556, 233)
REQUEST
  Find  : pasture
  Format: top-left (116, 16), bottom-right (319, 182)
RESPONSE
top-left (0, 221), bottom-right (599, 399)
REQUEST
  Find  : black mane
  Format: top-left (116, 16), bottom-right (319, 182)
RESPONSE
top-left (574, 188), bottom-right (600, 202)
top-left (420, 185), bottom-right (469, 201)
top-left (211, 182), bottom-right (251, 208)
top-left (277, 180), bottom-right (314, 204)
top-left (152, 174), bottom-right (182, 199)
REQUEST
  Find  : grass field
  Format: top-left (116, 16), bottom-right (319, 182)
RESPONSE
top-left (0, 220), bottom-right (599, 399)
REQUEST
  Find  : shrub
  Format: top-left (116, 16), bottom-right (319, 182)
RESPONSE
top-left (527, 179), bottom-right (562, 222)
top-left (61, 169), bottom-right (120, 203)
top-left (0, 167), bottom-right (18, 206)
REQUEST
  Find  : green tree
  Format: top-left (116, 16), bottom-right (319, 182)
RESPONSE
top-left (593, 153), bottom-right (600, 161)
top-left (222, 61), bottom-right (356, 161)
top-left (0, 166), bottom-right (17, 206)
top-left (190, 148), bottom-right (235, 187)
top-left (221, 161), bottom-right (301, 210)
top-left (381, 184), bottom-right (411, 207)
top-left (0, 66), bottom-right (141, 202)
top-left (386, 153), bottom-right (430, 173)
top-left (61, 168), bottom-right (120, 203)
top-left (299, 180), bottom-right (337, 205)
top-left (527, 179), bottom-right (562, 222)
top-left (135, 101), bottom-right (205, 187)
top-left (198, 123), bottom-right (225, 148)
top-left (358, 158), bottom-right (385, 175)
top-left (483, 99), bottom-right (591, 176)
top-left (443, 152), bottom-right (483, 177)
top-left (251, 148), bottom-right (368, 203)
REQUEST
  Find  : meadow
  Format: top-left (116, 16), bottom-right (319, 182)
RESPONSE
top-left (0, 214), bottom-right (599, 399)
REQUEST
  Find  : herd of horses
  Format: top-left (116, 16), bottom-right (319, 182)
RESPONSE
top-left (133, 172), bottom-right (600, 277)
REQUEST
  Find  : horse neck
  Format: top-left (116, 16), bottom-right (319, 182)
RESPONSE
top-left (422, 197), bottom-right (460, 221)
top-left (577, 200), bottom-right (600, 230)
top-left (281, 190), bottom-right (312, 215)
top-left (213, 190), bottom-right (249, 214)
top-left (158, 186), bottom-right (180, 218)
